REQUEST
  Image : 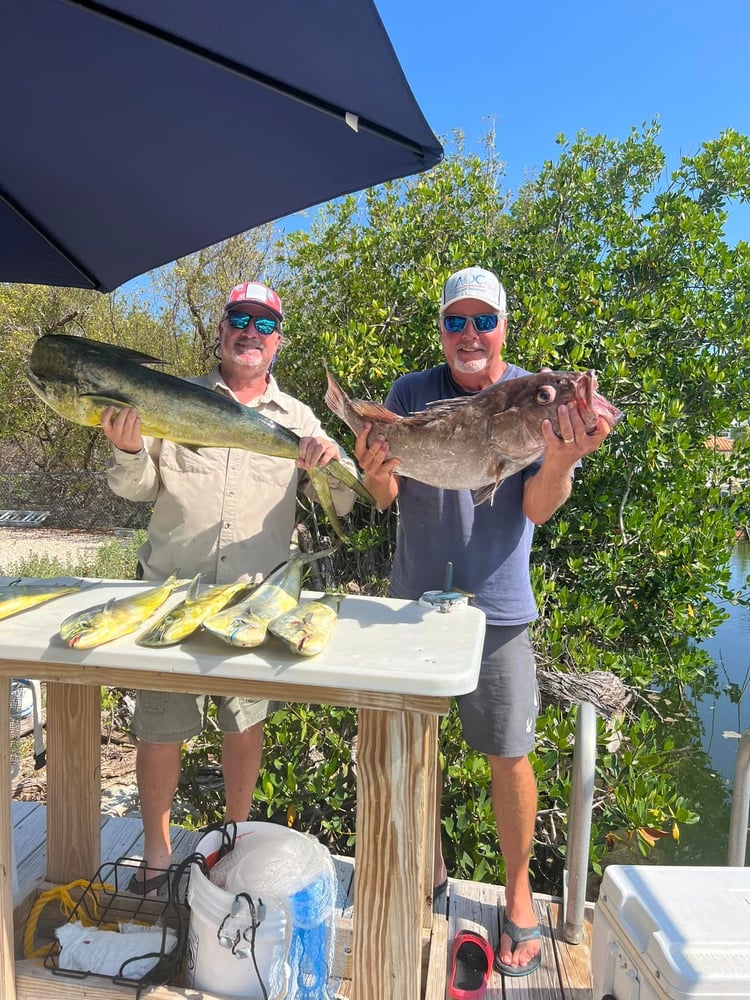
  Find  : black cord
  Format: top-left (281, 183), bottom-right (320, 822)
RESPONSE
top-left (233, 892), bottom-right (268, 1000)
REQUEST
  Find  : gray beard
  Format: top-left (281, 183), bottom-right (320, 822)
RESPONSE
top-left (453, 355), bottom-right (488, 375)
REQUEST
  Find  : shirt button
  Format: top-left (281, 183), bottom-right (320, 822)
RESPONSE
top-left (220, 556), bottom-right (227, 561)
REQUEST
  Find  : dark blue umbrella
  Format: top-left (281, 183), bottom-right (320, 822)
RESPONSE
top-left (0, 0), bottom-right (443, 292)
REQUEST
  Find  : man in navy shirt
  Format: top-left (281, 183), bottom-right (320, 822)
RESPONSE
top-left (355, 266), bottom-right (613, 977)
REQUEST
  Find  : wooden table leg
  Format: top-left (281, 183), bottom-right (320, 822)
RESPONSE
top-left (0, 679), bottom-right (17, 1000)
top-left (352, 708), bottom-right (434, 1000)
top-left (46, 683), bottom-right (101, 884)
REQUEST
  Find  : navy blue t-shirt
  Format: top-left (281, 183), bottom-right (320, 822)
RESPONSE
top-left (386, 363), bottom-right (541, 626)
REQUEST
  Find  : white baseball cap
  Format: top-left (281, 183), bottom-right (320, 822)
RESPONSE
top-left (440, 266), bottom-right (506, 315)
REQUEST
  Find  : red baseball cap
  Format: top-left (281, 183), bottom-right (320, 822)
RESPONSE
top-left (224, 281), bottom-right (284, 322)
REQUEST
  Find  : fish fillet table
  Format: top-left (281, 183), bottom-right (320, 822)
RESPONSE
top-left (0, 578), bottom-right (485, 698)
top-left (0, 578), bottom-right (485, 1000)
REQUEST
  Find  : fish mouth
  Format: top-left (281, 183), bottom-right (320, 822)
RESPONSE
top-left (26, 372), bottom-right (48, 400)
top-left (575, 372), bottom-right (623, 430)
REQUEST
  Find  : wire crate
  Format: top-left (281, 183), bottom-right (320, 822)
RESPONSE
top-left (38, 854), bottom-right (206, 998)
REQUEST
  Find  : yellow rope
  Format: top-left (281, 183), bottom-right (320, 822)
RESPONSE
top-left (24, 880), bottom-right (117, 959)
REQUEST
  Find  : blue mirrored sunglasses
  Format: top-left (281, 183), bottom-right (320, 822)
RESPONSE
top-left (442, 313), bottom-right (501, 334)
top-left (227, 311), bottom-right (278, 335)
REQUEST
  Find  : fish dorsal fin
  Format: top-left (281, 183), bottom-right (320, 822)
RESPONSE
top-left (185, 575), bottom-right (203, 603)
top-left (76, 337), bottom-right (165, 367)
top-left (349, 399), bottom-right (401, 424)
top-left (408, 397), bottom-right (473, 423)
top-left (422, 395), bottom-right (473, 411)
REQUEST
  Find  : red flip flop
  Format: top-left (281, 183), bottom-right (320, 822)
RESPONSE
top-left (448, 928), bottom-right (494, 999)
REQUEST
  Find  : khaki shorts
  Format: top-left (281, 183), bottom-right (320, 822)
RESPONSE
top-left (132, 690), bottom-right (280, 743)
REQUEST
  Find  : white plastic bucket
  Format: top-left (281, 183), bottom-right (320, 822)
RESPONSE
top-left (185, 824), bottom-right (290, 1000)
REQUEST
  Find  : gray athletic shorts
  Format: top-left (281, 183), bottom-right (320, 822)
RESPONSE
top-left (132, 690), bottom-right (279, 744)
top-left (455, 624), bottom-right (539, 758)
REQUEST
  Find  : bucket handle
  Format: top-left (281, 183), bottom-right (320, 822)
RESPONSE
top-left (217, 894), bottom-right (269, 999)
top-left (200, 820), bottom-right (240, 869)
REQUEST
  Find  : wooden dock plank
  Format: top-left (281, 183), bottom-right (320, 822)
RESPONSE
top-left (423, 915), bottom-right (448, 1000)
top-left (12, 803), bottom-right (46, 872)
top-left (99, 815), bottom-right (148, 866)
top-left (547, 899), bottom-right (594, 996)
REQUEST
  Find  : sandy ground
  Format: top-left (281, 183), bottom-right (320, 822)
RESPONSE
top-left (0, 526), bottom-right (113, 572)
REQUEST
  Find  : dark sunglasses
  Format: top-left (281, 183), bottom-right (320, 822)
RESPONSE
top-left (442, 313), bottom-right (501, 334)
top-left (226, 311), bottom-right (279, 335)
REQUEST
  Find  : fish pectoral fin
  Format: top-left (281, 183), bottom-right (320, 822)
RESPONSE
top-left (473, 463), bottom-right (508, 506)
top-left (403, 398), bottom-right (473, 426)
top-left (80, 392), bottom-right (136, 410)
top-left (473, 483), bottom-right (496, 506)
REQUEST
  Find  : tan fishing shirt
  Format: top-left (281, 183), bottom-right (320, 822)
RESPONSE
top-left (106, 368), bottom-right (356, 584)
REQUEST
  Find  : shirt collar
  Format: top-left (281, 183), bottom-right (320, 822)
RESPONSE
top-left (206, 366), bottom-right (291, 412)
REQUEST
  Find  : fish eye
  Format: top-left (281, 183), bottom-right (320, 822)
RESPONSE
top-left (536, 385), bottom-right (556, 404)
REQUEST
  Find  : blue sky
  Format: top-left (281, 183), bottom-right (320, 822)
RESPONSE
top-left (368, 0), bottom-right (750, 243)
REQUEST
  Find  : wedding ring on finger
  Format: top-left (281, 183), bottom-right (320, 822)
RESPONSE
top-left (563, 436), bottom-right (574, 443)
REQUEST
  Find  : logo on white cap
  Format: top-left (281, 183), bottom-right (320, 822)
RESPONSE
top-left (441, 266), bottom-right (506, 315)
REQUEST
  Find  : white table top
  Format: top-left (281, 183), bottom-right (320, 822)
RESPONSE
top-left (0, 578), bottom-right (485, 697)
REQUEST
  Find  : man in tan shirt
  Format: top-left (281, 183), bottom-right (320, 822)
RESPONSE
top-left (103, 280), bottom-right (355, 893)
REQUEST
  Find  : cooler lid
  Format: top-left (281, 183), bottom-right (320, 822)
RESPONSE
top-left (598, 866), bottom-right (750, 997)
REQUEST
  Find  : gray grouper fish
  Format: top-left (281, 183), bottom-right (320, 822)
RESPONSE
top-left (325, 368), bottom-right (622, 504)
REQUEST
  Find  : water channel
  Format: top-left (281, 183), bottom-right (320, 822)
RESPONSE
top-left (697, 539), bottom-right (750, 779)
top-left (656, 538), bottom-right (750, 866)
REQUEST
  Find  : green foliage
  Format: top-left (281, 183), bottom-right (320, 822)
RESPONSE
top-left (179, 704), bottom-right (360, 852)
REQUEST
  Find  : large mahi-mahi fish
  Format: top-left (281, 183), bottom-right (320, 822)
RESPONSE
top-left (27, 335), bottom-right (374, 539)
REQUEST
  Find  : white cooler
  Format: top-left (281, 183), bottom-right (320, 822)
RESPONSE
top-left (592, 865), bottom-right (750, 999)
